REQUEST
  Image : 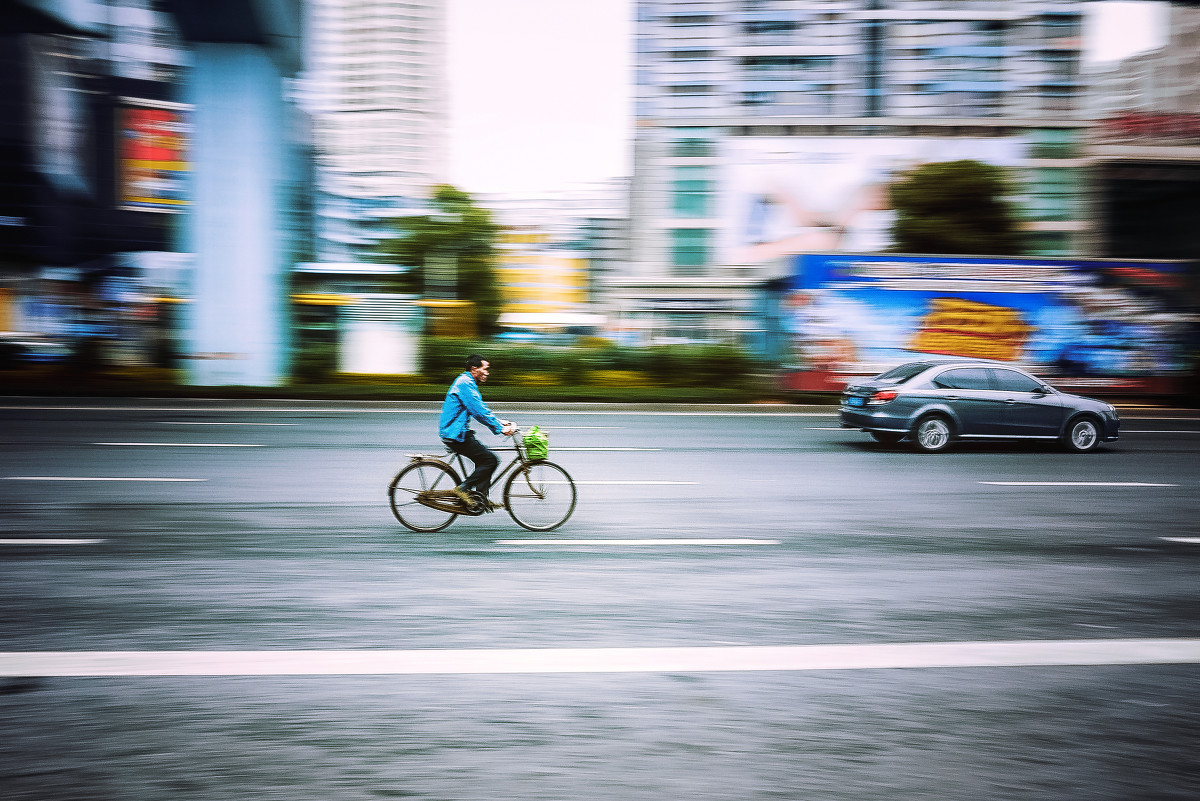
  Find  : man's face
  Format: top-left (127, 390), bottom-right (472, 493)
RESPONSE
top-left (470, 360), bottom-right (490, 383)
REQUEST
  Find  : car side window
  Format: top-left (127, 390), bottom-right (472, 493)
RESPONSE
top-left (990, 369), bottom-right (1044, 393)
top-left (932, 368), bottom-right (992, 390)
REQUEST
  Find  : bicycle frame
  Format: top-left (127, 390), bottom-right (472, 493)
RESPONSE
top-left (405, 433), bottom-right (537, 514)
top-left (442, 443), bottom-right (529, 498)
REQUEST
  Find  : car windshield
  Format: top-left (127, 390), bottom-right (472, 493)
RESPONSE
top-left (874, 363), bottom-right (932, 385)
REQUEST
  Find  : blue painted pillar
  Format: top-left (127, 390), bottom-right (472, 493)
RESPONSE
top-left (181, 44), bottom-right (290, 386)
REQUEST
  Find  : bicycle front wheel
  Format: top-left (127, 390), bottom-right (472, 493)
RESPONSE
top-left (504, 461), bottom-right (577, 532)
top-left (388, 461), bottom-right (460, 532)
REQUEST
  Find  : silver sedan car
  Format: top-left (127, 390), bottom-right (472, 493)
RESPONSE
top-left (839, 360), bottom-right (1120, 453)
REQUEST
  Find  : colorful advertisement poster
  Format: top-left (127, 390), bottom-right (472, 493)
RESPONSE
top-left (773, 254), bottom-right (1194, 394)
top-left (721, 137), bottom-right (1026, 264)
top-left (118, 102), bottom-right (189, 212)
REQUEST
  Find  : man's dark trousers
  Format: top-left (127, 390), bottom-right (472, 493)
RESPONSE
top-left (443, 431), bottom-right (498, 496)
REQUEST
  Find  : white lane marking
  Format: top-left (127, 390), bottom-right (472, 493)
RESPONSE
top-left (0, 538), bottom-right (106, 546)
top-left (554, 447), bottom-right (660, 452)
top-left (158, 422), bottom-right (298, 426)
top-left (1123, 430), bottom-right (1200, 434)
top-left (3, 477), bottom-right (206, 482)
top-left (94, 442), bottom-right (263, 447)
top-left (571, 481), bottom-right (698, 485)
top-left (498, 539), bottom-right (779, 546)
top-left (1161, 537), bottom-right (1200, 544)
top-left (980, 482), bottom-right (1178, 487)
top-left (3, 639), bottom-right (1197, 676)
top-left (0, 406), bottom-right (838, 417)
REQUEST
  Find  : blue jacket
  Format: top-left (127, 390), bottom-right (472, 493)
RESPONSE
top-left (439, 372), bottom-right (504, 441)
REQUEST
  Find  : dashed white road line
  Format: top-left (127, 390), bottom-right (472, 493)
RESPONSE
top-left (0, 538), bottom-right (106, 546)
top-left (3, 476), bottom-right (206, 482)
top-left (157, 422), bottom-right (298, 426)
top-left (94, 442), bottom-right (263, 447)
top-left (1161, 537), bottom-right (1200, 544)
top-left (980, 481), bottom-right (1178, 487)
top-left (571, 480), bottom-right (697, 485)
top-left (553, 447), bottom-right (661, 452)
top-left (2, 639), bottom-right (1197, 676)
top-left (497, 538), bottom-right (779, 546)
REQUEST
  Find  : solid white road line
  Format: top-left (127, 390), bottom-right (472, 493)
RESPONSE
top-left (3, 477), bottom-right (206, 482)
top-left (2, 639), bottom-right (1197, 677)
top-left (497, 539), bottom-right (779, 546)
top-left (1161, 537), bottom-right (1200, 544)
top-left (980, 482), bottom-right (1178, 487)
top-left (94, 442), bottom-right (263, 447)
top-left (0, 539), bottom-right (105, 546)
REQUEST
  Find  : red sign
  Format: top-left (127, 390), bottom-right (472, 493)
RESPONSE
top-left (1101, 113), bottom-right (1200, 141)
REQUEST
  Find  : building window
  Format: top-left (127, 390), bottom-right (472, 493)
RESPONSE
top-left (1026, 168), bottom-right (1080, 222)
top-left (1030, 128), bottom-right (1077, 159)
top-left (673, 166), bottom-right (713, 217)
top-left (673, 138), bottom-right (712, 157)
top-left (671, 228), bottom-right (710, 273)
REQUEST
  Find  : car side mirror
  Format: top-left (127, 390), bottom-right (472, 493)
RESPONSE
top-left (1033, 386), bottom-right (1050, 396)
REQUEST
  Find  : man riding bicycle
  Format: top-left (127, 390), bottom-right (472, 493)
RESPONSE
top-left (439, 354), bottom-right (516, 510)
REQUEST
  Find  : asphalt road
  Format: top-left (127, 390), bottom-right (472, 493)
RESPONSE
top-left (1, 398), bottom-right (1198, 800)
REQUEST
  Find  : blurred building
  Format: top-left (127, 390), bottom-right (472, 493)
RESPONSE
top-left (611, 0), bottom-right (1092, 346)
top-left (0, 0), bottom-right (188, 366)
top-left (1083, 4), bottom-right (1200, 261)
top-left (1, 0), bottom-right (307, 386)
top-left (479, 178), bottom-right (631, 306)
top-left (301, 0), bottom-right (448, 261)
top-left (493, 228), bottom-right (596, 341)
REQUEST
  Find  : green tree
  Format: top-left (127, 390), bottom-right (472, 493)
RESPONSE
top-left (376, 184), bottom-right (503, 334)
top-left (889, 160), bottom-right (1024, 255)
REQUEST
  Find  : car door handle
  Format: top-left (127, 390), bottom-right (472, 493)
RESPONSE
top-left (1004, 399), bottom-right (1016, 404)
top-left (946, 395), bottom-right (960, 401)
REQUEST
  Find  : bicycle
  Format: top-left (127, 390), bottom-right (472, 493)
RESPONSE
top-left (387, 427), bottom-right (577, 533)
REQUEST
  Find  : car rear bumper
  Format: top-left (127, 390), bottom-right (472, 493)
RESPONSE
top-left (839, 406), bottom-right (907, 432)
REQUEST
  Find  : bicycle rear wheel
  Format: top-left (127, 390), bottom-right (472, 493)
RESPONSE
top-left (388, 461), bottom-right (460, 532)
top-left (503, 461), bottom-right (576, 532)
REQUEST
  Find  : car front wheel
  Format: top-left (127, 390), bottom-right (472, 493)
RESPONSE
top-left (1062, 416), bottom-right (1101, 453)
top-left (912, 415), bottom-right (954, 453)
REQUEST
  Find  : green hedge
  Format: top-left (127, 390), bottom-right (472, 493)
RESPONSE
top-left (421, 338), bottom-right (765, 390)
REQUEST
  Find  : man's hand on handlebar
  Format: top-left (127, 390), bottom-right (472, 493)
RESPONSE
top-left (501, 421), bottom-right (518, 436)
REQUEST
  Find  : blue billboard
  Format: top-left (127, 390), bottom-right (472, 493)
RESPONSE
top-left (772, 253), bottom-right (1194, 394)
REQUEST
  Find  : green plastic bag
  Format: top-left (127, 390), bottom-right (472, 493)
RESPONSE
top-left (522, 425), bottom-right (549, 460)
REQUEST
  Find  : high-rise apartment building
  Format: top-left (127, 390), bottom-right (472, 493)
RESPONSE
top-left (1084, 5), bottom-right (1200, 261)
top-left (302, 0), bottom-right (448, 260)
top-left (628, 0), bottom-right (1087, 276)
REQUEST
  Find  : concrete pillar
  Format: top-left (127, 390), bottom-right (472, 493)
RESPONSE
top-left (181, 43), bottom-right (290, 386)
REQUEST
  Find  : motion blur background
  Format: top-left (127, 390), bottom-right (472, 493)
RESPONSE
top-left (1, 0), bottom-right (1197, 401)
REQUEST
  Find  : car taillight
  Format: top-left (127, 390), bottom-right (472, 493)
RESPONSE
top-left (868, 389), bottom-right (898, 405)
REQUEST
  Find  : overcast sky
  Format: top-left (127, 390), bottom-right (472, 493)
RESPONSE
top-left (447, 0), bottom-right (1169, 196)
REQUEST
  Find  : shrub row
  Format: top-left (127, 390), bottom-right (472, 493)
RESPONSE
top-left (421, 337), bottom-right (765, 390)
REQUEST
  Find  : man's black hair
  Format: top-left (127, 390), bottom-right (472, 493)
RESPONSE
top-left (466, 354), bottom-right (486, 370)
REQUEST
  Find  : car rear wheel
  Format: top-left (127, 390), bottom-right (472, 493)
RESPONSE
top-left (870, 431), bottom-right (904, 446)
top-left (912, 414), bottom-right (954, 453)
top-left (1062, 416), bottom-right (1101, 453)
